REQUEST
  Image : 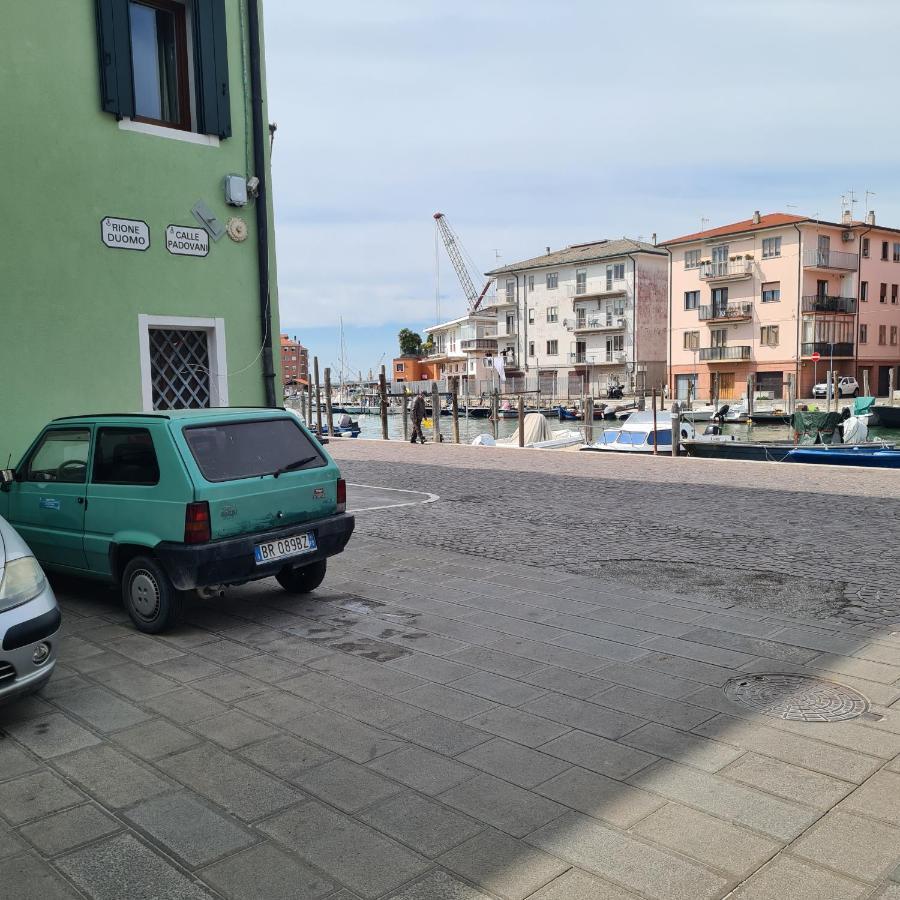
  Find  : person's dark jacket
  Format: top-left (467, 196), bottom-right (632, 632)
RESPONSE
top-left (412, 395), bottom-right (426, 423)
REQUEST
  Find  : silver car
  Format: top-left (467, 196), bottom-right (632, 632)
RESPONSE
top-left (0, 514), bottom-right (60, 703)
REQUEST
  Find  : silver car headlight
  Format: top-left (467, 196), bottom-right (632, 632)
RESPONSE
top-left (0, 556), bottom-right (46, 612)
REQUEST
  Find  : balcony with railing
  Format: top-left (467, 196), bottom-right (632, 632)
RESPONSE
top-left (698, 260), bottom-right (753, 281)
top-left (566, 315), bottom-right (627, 332)
top-left (801, 342), bottom-right (854, 357)
top-left (801, 295), bottom-right (857, 314)
top-left (490, 289), bottom-right (516, 306)
top-left (569, 350), bottom-right (627, 365)
top-left (460, 338), bottom-right (498, 352)
top-left (566, 284), bottom-right (627, 300)
top-left (698, 301), bottom-right (753, 322)
top-left (699, 345), bottom-right (751, 361)
top-left (802, 249), bottom-right (859, 271)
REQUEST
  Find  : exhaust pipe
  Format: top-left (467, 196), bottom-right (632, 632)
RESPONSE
top-left (196, 585), bottom-right (226, 600)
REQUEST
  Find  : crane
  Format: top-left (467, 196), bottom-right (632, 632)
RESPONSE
top-left (433, 212), bottom-right (493, 312)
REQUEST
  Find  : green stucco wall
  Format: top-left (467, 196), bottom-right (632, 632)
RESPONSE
top-left (0, 0), bottom-right (280, 464)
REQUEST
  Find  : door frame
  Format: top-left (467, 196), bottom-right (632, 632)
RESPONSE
top-left (138, 314), bottom-right (229, 412)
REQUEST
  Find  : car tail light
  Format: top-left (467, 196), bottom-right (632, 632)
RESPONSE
top-left (336, 478), bottom-right (346, 513)
top-left (184, 501), bottom-right (211, 544)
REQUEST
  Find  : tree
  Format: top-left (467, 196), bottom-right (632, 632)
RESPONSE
top-left (398, 328), bottom-right (422, 356)
top-left (422, 334), bottom-right (434, 353)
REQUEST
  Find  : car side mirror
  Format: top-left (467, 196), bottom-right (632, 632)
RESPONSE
top-left (0, 469), bottom-right (14, 491)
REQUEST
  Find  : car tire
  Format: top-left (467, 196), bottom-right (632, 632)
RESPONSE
top-left (122, 555), bottom-right (180, 633)
top-left (852, 389), bottom-right (859, 397)
top-left (276, 559), bottom-right (327, 594)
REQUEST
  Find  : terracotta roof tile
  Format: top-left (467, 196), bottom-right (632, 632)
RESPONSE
top-left (662, 213), bottom-right (809, 246)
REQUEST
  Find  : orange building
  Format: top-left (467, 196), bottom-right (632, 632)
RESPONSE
top-left (392, 355), bottom-right (440, 388)
top-left (281, 334), bottom-right (309, 386)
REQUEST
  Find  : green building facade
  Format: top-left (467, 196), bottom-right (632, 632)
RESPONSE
top-left (1, 0), bottom-right (280, 463)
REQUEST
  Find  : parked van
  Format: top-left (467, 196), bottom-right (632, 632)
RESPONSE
top-left (0, 409), bottom-right (355, 633)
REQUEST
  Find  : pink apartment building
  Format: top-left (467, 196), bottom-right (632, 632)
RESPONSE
top-left (664, 211), bottom-right (900, 401)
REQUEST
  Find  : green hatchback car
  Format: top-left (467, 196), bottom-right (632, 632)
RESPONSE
top-left (0, 409), bottom-right (355, 633)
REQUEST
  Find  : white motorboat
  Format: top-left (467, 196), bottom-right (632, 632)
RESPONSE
top-left (472, 414), bottom-right (583, 450)
top-left (581, 409), bottom-right (695, 454)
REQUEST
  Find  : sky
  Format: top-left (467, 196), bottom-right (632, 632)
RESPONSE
top-left (265, 0), bottom-right (900, 378)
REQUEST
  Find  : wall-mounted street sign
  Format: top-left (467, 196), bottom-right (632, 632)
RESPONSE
top-left (101, 217), bottom-right (150, 251)
top-left (165, 225), bottom-right (210, 257)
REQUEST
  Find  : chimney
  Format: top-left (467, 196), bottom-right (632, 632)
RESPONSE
top-left (842, 209), bottom-right (852, 225)
top-left (651, 232), bottom-right (657, 246)
top-left (751, 210), bottom-right (761, 225)
top-left (546, 246), bottom-right (551, 254)
top-left (867, 210), bottom-right (876, 225)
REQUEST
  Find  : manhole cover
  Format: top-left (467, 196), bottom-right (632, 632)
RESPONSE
top-left (723, 674), bottom-right (869, 722)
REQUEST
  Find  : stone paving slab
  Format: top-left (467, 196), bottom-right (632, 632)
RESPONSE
top-left (2, 443), bottom-right (900, 898)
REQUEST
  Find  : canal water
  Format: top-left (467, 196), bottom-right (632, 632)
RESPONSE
top-left (286, 401), bottom-right (900, 446)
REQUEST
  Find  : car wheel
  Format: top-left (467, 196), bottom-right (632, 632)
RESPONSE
top-left (853, 389), bottom-right (859, 397)
top-left (122, 555), bottom-right (180, 633)
top-left (276, 559), bottom-right (327, 594)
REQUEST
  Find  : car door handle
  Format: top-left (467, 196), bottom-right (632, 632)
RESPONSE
top-left (77, 497), bottom-right (85, 505)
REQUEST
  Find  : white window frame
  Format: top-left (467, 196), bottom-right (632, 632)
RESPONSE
top-left (762, 237), bottom-right (782, 259)
top-left (546, 339), bottom-right (558, 356)
top-left (684, 249), bottom-right (700, 269)
top-left (138, 314), bottom-right (228, 412)
top-left (546, 272), bottom-right (559, 290)
top-left (546, 306), bottom-right (559, 323)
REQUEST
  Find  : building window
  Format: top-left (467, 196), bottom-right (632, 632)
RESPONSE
top-left (575, 270), bottom-right (587, 294)
top-left (395, 363), bottom-right (404, 372)
top-left (710, 327), bottom-right (727, 348)
top-left (546, 306), bottom-right (558, 323)
top-left (546, 340), bottom-right (558, 355)
top-left (861, 281), bottom-right (868, 302)
top-left (761, 282), bottom-right (780, 303)
top-left (893, 326), bottom-right (899, 346)
top-left (528, 341), bottom-right (535, 357)
top-left (684, 291), bottom-right (699, 310)
top-left (894, 285), bottom-right (899, 304)
top-left (683, 331), bottom-right (699, 350)
top-left (546, 272), bottom-right (558, 290)
top-left (879, 325), bottom-right (887, 345)
top-left (505, 278), bottom-right (515, 299)
top-left (762, 237), bottom-right (782, 258)
top-left (684, 249), bottom-right (700, 269)
top-left (611, 334), bottom-right (624, 352)
top-left (881, 282), bottom-right (887, 303)
top-left (528, 275), bottom-right (534, 291)
top-left (613, 263), bottom-right (625, 281)
top-left (894, 243), bottom-right (900, 262)
top-left (128, 1), bottom-right (190, 130)
top-left (528, 308), bottom-right (535, 324)
top-left (882, 241), bottom-right (889, 260)
top-left (862, 238), bottom-right (870, 258)
top-left (97, 0), bottom-right (232, 138)
top-left (760, 325), bottom-right (779, 347)
top-left (860, 324), bottom-right (868, 344)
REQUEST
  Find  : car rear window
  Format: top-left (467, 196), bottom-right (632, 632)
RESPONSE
top-left (183, 418), bottom-right (326, 482)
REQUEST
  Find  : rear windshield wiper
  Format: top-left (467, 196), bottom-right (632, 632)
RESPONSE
top-left (271, 455), bottom-right (318, 478)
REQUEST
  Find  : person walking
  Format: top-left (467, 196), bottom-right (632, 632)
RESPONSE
top-left (411, 391), bottom-right (427, 444)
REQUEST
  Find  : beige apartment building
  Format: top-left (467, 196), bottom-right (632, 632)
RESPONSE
top-left (664, 211), bottom-right (900, 400)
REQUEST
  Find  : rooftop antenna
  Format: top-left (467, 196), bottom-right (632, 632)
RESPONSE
top-left (848, 189), bottom-right (858, 218)
top-left (700, 217), bottom-right (710, 231)
top-left (865, 189), bottom-right (876, 217)
top-left (493, 249), bottom-right (502, 263)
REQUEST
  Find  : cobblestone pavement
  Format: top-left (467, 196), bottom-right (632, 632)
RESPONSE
top-left (1, 448), bottom-right (899, 899)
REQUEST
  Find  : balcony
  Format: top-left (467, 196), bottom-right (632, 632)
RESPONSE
top-left (460, 338), bottom-right (498, 352)
top-left (801, 295), bottom-right (857, 314)
top-left (569, 351), bottom-right (627, 365)
top-left (497, 352), bottom-right (518, 369)
top-left (489, 289), bottom-right (516, 306)
top-left (801, 342), bottom-right (854, 358)
top-left (567, 284), bottom-right (627, 300)
top-left (566, 316), bottom-right (627, 333)
top-left (698, 302), bottom-right (753, 322)
top-left (699, 346), bottom-right (751, 361)
top-left (699, 260), bottom-right (753, 281)
top-left (802, 249), bottom-right (858, 271)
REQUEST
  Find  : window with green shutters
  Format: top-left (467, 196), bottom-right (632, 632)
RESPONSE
top-left (95, 0), bottom-right (232, 138)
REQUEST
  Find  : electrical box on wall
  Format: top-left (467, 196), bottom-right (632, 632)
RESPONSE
top-left (224, 175), bottom-right (248, 207)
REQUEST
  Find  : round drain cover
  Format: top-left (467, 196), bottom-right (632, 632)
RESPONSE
top-left (723, 673), bottom-right (869, 722)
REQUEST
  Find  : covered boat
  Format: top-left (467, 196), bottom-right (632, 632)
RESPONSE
top-left (472, 413), bottom-right (582, 449)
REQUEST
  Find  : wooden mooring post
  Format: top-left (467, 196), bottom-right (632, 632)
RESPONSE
top-left (324, 368), bottom-right (334, 437)
top-left (313, 357), bottom-right (323, 437)
top-left (518, 395), bottom-right (525, 447)
top-left (402, 393), bottom-right (409, 442)
top-left (492, 389), bottom-right (500, 440)
top-left (671, 403), bottom-right (681, 458)
top-left (452, 385), bottom-right (460, 443)
top-left (378, 366), bottom-right (388, 440)
top-left (431, 382), bottom-right (441, 443)
top-left (651, 389), bottom-right (658, 456)
top-left (863, 369), bottom-right (870, 398)
top-left (584, 396), bottom-right (594, 444)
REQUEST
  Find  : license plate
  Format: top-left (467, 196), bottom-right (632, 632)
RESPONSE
top-left (254, 532), bottom-right (317, 564)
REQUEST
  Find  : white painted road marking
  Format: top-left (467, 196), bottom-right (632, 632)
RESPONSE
top-left (347, 483), bottom-right (439, 512)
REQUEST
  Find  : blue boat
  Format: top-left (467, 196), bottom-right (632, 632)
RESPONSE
top-left (785, 446), bottom-right (900, 468)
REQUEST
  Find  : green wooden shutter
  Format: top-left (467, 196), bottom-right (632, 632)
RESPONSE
top-left (192, 0), bottom-right (231, 138)
top-left (95, 0), bottom-right (134, 118)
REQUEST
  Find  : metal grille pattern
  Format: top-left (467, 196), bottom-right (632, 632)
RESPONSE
top-left (724, 674), bottom-right (868, 722)
top-left (149, 328), bottom-right (211, 410)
